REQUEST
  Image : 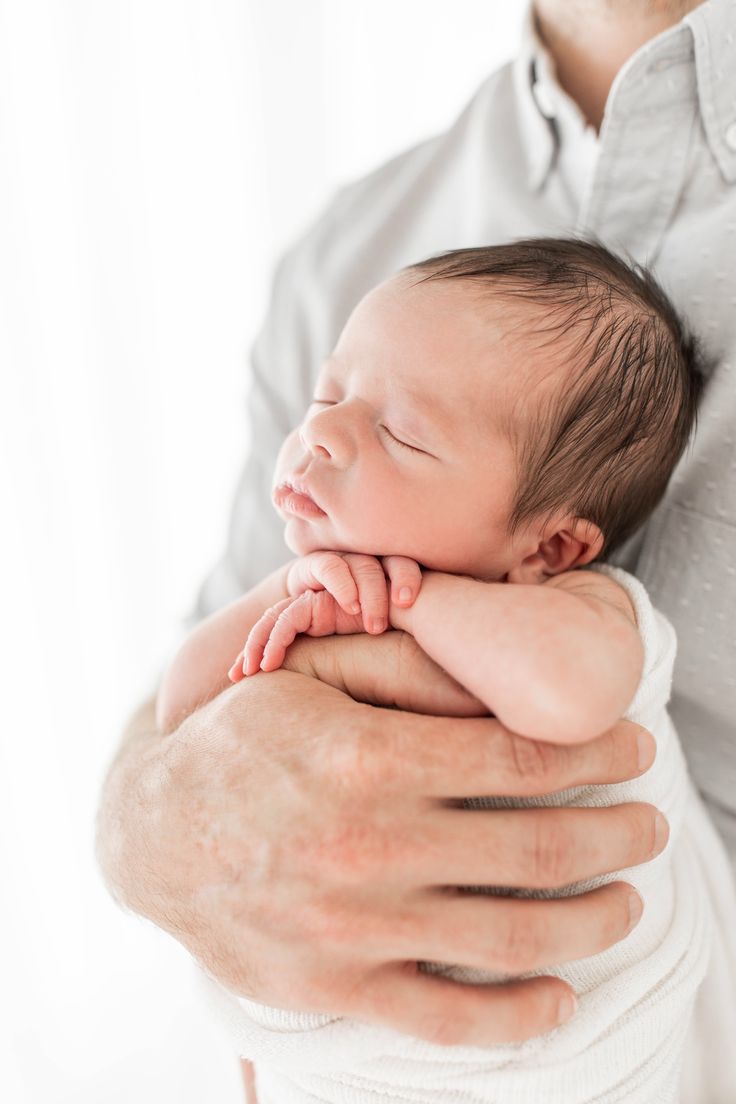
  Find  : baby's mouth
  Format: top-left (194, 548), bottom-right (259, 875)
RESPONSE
top-left (273, 480), bottom-right (327, 518)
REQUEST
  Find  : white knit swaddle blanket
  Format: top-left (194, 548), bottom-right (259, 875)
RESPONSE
top-left (201, 566), bottom-right (732, 1103)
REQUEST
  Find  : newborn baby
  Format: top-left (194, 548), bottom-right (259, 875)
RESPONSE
top-left (156, 239), bottom-right (726, 1103)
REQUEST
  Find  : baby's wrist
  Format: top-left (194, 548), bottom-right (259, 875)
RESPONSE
top-left (388, 570), bottom-right (453, 633)
top-left (388, 591), bottom-right (415, 633)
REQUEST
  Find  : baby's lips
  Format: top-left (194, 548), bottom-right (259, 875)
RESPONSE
top-left (273, 479), bottom-right (327, 517)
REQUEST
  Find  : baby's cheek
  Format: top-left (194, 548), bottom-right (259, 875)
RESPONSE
top-left (342, 497), bottom-right (410, 555)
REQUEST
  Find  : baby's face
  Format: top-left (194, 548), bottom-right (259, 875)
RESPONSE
top-left (273, 273), bottom-right (545, 580)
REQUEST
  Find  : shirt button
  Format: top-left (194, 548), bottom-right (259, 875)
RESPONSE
top-left (726, 122), bottom-right (736, 152)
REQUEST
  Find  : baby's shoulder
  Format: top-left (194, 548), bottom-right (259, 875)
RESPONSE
top-left (543, 567), bottom-right (637, 628)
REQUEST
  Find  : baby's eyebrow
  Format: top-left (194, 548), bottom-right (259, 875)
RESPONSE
top-left (394, 386), bottom-right (454, 443)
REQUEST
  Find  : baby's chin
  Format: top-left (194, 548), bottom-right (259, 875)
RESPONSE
top-left (284, 519), bottom-right (335, 556)
top-left (284, 517), bottom-right (371, 558)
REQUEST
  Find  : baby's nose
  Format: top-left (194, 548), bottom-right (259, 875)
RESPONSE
top-left (305, 439), bottom-right (330, 459)
top-left (299, 423), bottom-right (332, 459)
top-left (299, 407), bottom-right (351, 464)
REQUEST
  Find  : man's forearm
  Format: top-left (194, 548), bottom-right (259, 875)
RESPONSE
top-left (96, 694), bottom-right (166, 915)
top-left (390, 572), bottom-right (640, 742)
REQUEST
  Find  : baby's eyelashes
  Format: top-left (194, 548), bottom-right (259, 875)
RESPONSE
top-left (381, 425), bottom-right (419, 451)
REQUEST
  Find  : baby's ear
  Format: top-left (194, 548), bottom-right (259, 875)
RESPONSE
top-left (506, 518), bottom-right (604, 584)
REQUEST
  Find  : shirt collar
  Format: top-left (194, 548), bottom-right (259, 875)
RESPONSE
top-left (515, 0), bottom-right (736, 191)
top-left (685, 0), bottom-right (736, 184)
top-left (514, 7), bottom-right (557, 191)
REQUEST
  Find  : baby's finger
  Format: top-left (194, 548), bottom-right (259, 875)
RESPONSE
top-left (227, 650), bottom-right (246, 683)
top-left (344, 554), bottom-right (390, 634)
top-left (381, 556), bottom-right (423, 607)
top-left (307, 551), bottom-right (361, 615)
top-left (261, 592), bottom-right (315, 671)
top-left (245, 597), bottom-right (294, 675)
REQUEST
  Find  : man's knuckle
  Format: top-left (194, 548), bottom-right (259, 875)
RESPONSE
top-left (605, 721), bottom-right (639, 776)
top-left (285, 963), bottom-right (346, 1012)
top-left (300, 802), bottom-right (390, 885)
top-left (502, 991), bottom-right (541, 1040)
top-left (531, 815), bottom-right (574, 886)
top-left (300, 894), bottom-right (360, 947)
top-left (496, 914), bottom-right (541, 972)
top-left (322, 730), bottom-right (376, 791)
top-left (601, 728), bottom-right (623, 779)
top-left (508, 731), bottom-right (557, 784)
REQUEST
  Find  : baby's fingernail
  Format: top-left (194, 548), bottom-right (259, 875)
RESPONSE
top-left (350, 601), bottom-right (361, 614)
top-left (398, 587), bottom-right (412, 603)
top-left (368, 618), bottom-right (386, 634)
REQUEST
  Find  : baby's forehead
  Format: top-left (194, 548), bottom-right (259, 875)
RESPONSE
top-left (395, 274), bottom-right (573, 392)
top-left (336, 273), bottom-right (578, 441)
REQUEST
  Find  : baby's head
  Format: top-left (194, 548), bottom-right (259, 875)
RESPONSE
top-left (273, 238), bottom-right (704, 582)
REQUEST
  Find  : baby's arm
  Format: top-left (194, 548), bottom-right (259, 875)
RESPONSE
top-left (389, 569), bottom-right (644, 744)
top-left (155, 562), bottom-right (293, 734)
top-left (155, 551), bottom-right (419, 732)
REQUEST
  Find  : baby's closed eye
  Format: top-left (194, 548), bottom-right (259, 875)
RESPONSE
top-left (380, 424), bottom-right (424, 452)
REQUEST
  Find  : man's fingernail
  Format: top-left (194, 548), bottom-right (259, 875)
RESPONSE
top-left (652, 812), bottom-right (669, 856)
top-left (627, 890), bottom-right (643, 932)
top-left (637, 730), bottom-right (654, 772)
top-left (398, 587), bottom-right (412, 603)
top-left (558, 992), bottom-right (577, 1024)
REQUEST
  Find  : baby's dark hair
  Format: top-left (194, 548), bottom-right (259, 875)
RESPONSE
top-left (408, 238), bottom-right (706, 558)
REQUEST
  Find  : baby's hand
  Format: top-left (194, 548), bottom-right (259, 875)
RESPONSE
top-left (227, 551), bottom-right (422, 679)
top-left (229, 590), bottom-right (360, 678)
top-left (288, 551), bottom-right (422, 632)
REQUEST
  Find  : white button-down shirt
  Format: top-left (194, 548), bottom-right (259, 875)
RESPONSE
top-left (194, 0), bottom-right (736, 860)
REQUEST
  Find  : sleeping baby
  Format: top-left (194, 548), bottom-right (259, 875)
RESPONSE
top-left (155, 239), bottom-right (727, 1103)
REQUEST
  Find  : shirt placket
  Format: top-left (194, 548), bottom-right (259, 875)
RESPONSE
top-left (577, 42), bottom-right (699, 264)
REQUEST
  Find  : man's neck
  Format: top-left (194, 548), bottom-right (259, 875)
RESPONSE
top-left (533, 0), bottom-right (706, 130)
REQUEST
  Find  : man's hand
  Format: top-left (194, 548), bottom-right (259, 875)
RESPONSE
top-left (98, 631), bottom-right (664, 1047)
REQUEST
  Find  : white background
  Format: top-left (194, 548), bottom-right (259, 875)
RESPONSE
top-left (0, 2), bottom-right (523, 1100)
